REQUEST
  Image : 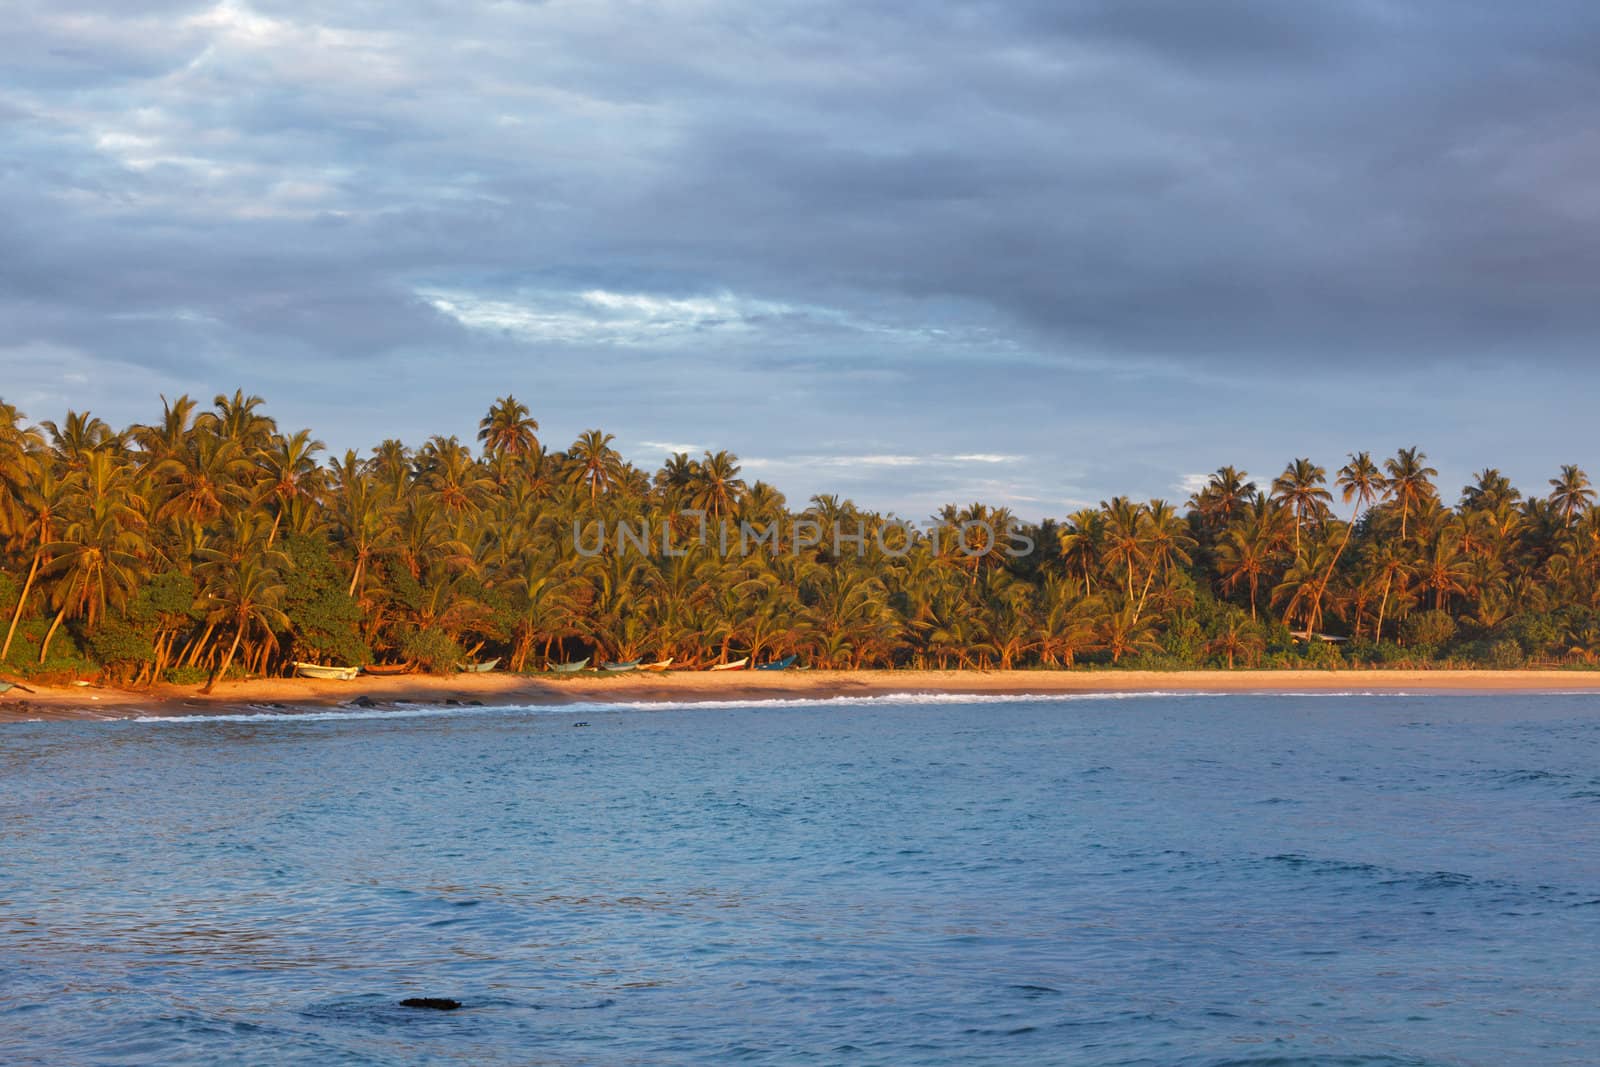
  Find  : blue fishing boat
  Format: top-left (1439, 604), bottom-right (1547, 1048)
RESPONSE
top-left (754, 654), bottom-right (798, 671)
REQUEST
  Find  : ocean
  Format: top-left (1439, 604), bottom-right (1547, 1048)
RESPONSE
top-left (3, 692), bottom-right (1599, 1065)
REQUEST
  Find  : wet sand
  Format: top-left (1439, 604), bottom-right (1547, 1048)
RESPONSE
top-left (5, 668), bottom-right (1600, 722)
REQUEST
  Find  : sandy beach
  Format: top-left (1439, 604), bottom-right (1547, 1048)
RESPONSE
top-left (5, 668), bottom-right (1600, 722)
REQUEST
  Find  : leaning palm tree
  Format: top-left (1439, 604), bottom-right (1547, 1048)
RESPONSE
top-left (1, 458), bottom-right (78, 662)
top-left (199, 550), bottom-right (290, 693)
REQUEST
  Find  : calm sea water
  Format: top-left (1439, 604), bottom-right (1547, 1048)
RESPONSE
top-left (3, 692), bottom-right (1600, 1066)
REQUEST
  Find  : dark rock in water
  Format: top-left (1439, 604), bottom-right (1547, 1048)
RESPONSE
top-left (467, 699), bottom-right (484, 707)
top-left (573, 722), bottom-right (590, 728)
top-left (400, 997), bottom-right (461, 1011)
top-left (443, 699), bottom-right (461, 706)
top-left (348, 695), bottom-right (377, 708)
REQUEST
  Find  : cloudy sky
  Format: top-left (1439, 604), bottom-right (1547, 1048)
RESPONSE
top-left (4, 1), bottom-right (1598, 517)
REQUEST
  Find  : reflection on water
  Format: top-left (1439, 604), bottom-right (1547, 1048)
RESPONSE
top-left (3, 693), bottom-right (1600, 1065)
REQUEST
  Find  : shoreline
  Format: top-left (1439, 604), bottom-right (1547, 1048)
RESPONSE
top-left (5, 668), bottom-right (1600, 722)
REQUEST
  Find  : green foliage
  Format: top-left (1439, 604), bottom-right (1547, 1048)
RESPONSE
top-left (400, 627), bottom-right (463, 674)
top-left (282, 533), bottom-right (369, 666)
top-left (88, 617), bottom-right (155, 673)
top-left (1401, 610), bottom-right (1457, 657)
top-left (130, 570), bottom-right (199, 626)
top-left (163, 665), bottom-right (209, 686)
top-left (4, 395), bottom-right (1600, 679)
top-left (1512, 614), bottom-right (1564, 660)
top-left (1486, 638), bottom-right (1525, 669)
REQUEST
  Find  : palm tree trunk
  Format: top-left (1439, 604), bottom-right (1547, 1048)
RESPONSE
top-left (185, 621), bottom-right (217, 667)
top-left (38, 603), bottom-right (69, 664)
top-left (202, 625), bottom-right (245, 694)
top-left (1376, 571), bottom-right (1393, 642)
top-left (1, 549), bottom-right (41, 662)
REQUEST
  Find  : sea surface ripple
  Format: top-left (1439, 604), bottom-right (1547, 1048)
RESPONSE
top-left (3, 693), bottom-right (1599, 1065)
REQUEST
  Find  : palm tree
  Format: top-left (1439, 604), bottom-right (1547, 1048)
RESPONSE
top-left (198, 548), bottom-right (289, 693)
top-left (37, 453), bottom-right (147, 662)
top-left (1271, 458), bottom-right (1331, 553)
top-left (1188, 466), bottom-right (1255, 533)
top-left (1057, 508), bottom-right (1106, 592)
top-left (1383, 447), bottom-right (1438, 542)
top-left (567, 430), bottom-right (625, 504)
top-left (1213, 497), bottom-right (1288, 619)
top-left (1, 458), bottom-right (77, 662)
top-left (690, 450), bottom-right (746, 523)
top-left (1461, 468), bottom-right (1520, 512)
top-left (477, 395), bottom-right (540, 460)
top-left (256, 428), bottom-right (326, 544)
top-left (1207, 613), bottom-right (1264, 669)
top-left (1548, 465), bottom-right (1595, 526)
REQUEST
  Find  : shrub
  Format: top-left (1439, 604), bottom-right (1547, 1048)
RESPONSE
top-left (1401, 610), bottom-right (1457, 657)
top-left (400, 627), bottom-right (462, 674)
top-left (1486, 638), bottom-right (1524, 669)
top-left (283, 534), bottom-right (370, 666)
top-left (164, 665), bottom-right (209, 686)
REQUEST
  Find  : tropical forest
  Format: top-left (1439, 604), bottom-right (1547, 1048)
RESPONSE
top-left (3, 391), bottom-right (1600, 686)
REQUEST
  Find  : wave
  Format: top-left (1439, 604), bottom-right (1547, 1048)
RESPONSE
top-left (109, 686), bottom-right (1560, 725)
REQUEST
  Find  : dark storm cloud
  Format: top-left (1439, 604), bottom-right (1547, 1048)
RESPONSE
top-left (3, 0), bottom-right (1599, 510)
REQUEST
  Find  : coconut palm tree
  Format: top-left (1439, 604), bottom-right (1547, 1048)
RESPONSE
top-left (1, 458), bottom-right (77, 662)
top-left (1548, 465), bottom-right (1595, 526)
top-left (477, 395), bottom-right (540, 460)
top-left (1207, 612), bottom-right (1264, 669)
top-left (690, 450), bottom-right (746, 523)
top-left (1383, 447), bottom-right (1438, 542)
top-left (1271, 458), bottom-right (1331, 553)
top-left (567, 430), bottom-right (625, 504)
top-left (37, 452), bottom-right (147, 662)
top-left (198, 547), bottom-right (290, 693)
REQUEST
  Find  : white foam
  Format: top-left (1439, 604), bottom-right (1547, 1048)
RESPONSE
top-left (100, 686), bottom-right (1566, 725)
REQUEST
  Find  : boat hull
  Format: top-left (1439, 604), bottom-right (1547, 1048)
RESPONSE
top-left (294, 663), bottom-right (359, 681)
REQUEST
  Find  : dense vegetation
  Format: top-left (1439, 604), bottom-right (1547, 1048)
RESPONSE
top-left (3, 392), bottom-right (1599, 686)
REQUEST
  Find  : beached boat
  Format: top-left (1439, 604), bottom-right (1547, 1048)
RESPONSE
top-left (602, 660), bottom-right (641, 672)
top-left (294, 662), bottom-right (359, 681)
top-left (0, 680), bottom-right (36, 695)
top-left (708, 657), bottom-right (749, 672)
top-left (456, 658), bottom-right (500, 673)
top-left (754, 654), bottom-right (798, 671)
top-left (361, 663), bottom-right (413, 676)
top-left (640, 658), bottom-right (674, 672)
top-left (549, 657), bottom-right (589, 673)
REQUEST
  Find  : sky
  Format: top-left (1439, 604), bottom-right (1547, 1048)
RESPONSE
top-left (4, 0), bottom-right (1599, 519)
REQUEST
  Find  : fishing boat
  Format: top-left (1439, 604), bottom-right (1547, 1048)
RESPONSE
top-left (708, 657), bottom-right (749, 672)
top-left (602, 660), bottom-right (641, 672)
top-left (640, 658), bottom-right (674, 672)
top-left (456, 658), bottom-right (500, 673)
top-left (549, 657), bottom-right (589, 673)
top-left (294, 662), bottom-right (359, 681)
top-left (361, 663), bottom-right (413, 676)
top-left (0, 680), bottom-right (36, 695)
top-left (754, 654), bottom-right (798, 671)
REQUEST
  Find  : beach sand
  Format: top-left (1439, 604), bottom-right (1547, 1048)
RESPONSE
top-left (5, 668), bottom-right (1600, 722)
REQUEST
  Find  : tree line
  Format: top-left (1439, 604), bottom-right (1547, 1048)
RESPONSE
top-left (3, 392), bottom-right (1599, 686)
